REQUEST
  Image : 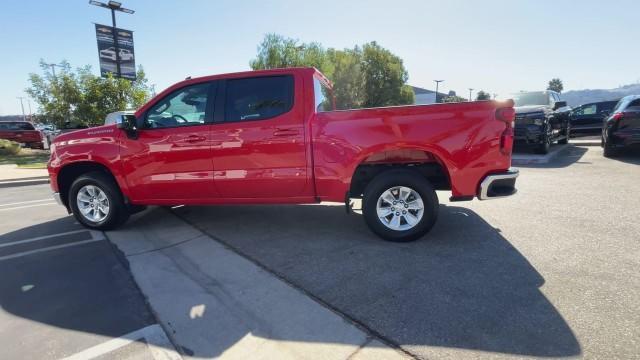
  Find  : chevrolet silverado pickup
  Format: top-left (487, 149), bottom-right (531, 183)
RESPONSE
top-left (48, 67), bottom-right (518, 242)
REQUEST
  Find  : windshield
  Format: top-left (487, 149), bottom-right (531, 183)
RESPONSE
top-left (510, 92), bottom-right (549, 107)
top-left (0, 122), bottom-right (35, 130)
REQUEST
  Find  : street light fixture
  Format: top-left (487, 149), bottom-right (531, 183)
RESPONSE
top-left (89, 0), bottom-right (135, 78)
top-left (433, 80), bottom-right (444, 103)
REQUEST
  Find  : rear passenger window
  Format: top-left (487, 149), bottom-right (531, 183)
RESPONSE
top-left (225, 76), bottom-right (294, 121)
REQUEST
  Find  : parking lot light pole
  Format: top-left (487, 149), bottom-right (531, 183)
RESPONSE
top-left (433, 80), bottom-right (444, 103)
top-left (89, 1), bottom-right (134, 79)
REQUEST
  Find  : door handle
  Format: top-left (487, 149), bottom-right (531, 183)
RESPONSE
top-left (273, 128), bottom-right (299, 137)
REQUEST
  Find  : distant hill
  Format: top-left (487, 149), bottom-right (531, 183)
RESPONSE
top-left (0, 115), bottom-right (25, 122)
top-left (561, 83), bottom-right (640, 107)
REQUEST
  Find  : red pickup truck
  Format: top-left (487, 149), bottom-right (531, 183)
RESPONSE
top-left (48, 67), bottom-right (518, 242)
top-left (0, 121), bottom-right (47, 149)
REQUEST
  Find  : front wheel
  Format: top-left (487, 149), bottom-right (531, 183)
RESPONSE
top-left (68, 171), bottom-right (129, 230)
top-left (362, 170), bottom-right (439, 242)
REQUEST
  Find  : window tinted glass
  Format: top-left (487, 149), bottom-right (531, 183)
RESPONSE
top-left (225, 76), bottom-right (293, 121)
top-left (314, 77), bottom-right (332, 112)
top-left (145, 83), bottom-right (210, 128)
top-left (0, 122), bottom-right (35, 130)
top-left (597, 102), bottom-right (616, 112)
top-left (628, 99), bottom-right (640, 108)
top-left (582, 104), bottom-right (597, 115)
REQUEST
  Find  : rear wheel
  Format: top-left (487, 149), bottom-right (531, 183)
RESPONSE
top-left (603, 138), bottom-right (619, 158)
top-left (68, 171), bottom-right (129, 230)
top-left (362, 169), bottom-right (439, 242)
top-left (558, 123), bottom-right (570, 144)
top-left (535, 133), bottom-right (551, 154)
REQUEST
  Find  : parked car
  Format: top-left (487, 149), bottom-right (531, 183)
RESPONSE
top-left (602, 95), bottom-right (640, 157)
top-left (0, 121), bottom-right (47, 149)
top-left (48, 67), bottom-right (518, 242)
top-left (569, 100), bottom-right (618, 137)
top-left (35, 123), bottom-right (61, 143)
top-left (99, 47), bottom-right (134, 62)
top-left (510, 90), bottom-right (571, 154)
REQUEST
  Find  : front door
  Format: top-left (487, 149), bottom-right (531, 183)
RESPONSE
top-left (120, 82), bottom-right (217, 201)
top-left (210, 75), bottom-right (311, 199)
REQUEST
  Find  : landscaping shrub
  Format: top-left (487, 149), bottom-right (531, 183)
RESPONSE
top-left (0, 139), bottom-right (22, 155)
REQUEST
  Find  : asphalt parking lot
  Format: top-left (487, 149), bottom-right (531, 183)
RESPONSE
top-left (0, 184), bottom-right (178, 359)
top-left (169, 143), bottom-right (640, 359)
top-left (1, 142), bottom-right (639, 359)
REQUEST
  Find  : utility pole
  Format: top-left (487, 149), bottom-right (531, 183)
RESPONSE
top-left (45, 63), bottom-right (63, 77)
top-left (89, 1), bottom-right (135, 78)
top-left (433, 80), bottom-right (444, 103)
top-left (27, 99), bottom-right (33, 121)
top-left (17, 97), bottom-right (26, 121)
top-left (468, 88), bottom-right (474, 102)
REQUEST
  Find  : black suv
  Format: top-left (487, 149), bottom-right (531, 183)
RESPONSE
top-left (511, 91), bottom-right (571, 154)
top-left (602, 95), bottom-right (640, 157)
top-left (569, 100), bottom-right (618, 137)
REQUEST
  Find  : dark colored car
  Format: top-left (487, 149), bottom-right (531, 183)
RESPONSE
top-left (569, 100), bottom-right (618, 137)
top-left (511, 90), bottom-right (571, 154)
top-left (602, 95), bottom-right (640, 157)
top-left (0, 121), bottom-right (47, 149)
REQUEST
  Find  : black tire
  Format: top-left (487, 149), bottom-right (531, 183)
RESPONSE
top-left (535, 134), bottom-right (550, 154)
top-left (68, 171), bottom-right (129, 230)
top-left (558, 124), bottom-right (570, 144)
top-left (362, 169), bottom-right (439, 242)
top-left (603, 139), bottom-right (619, 158)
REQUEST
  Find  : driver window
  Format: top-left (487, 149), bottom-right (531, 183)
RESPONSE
top-left (145, 83), bottom-right (210, 128)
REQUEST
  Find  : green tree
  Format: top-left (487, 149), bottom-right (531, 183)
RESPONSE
top-left (250, 34), bottom-right (414, 109)
top-left (361, 42), bottom-right (414, 107)
top-left (547, 78), bottom-right (564, 93)
top-left (441, 95), bottom-right (467, 103)
top-left (475, 90), bottom-right (491, 100)
top-left (26, 59), bottom-right (151, 128)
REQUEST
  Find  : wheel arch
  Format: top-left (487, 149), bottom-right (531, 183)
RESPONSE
top-left (57, 161), bottom-right (123, 209)
top-left (348, 146), bottom-right (452, 198)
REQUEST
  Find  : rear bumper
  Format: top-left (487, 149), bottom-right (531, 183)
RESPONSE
top-left (478, 168), bottom-right (519, 200)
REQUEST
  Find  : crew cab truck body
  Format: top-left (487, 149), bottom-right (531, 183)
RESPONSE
top-left (48, 67), bottom-right (518, 242)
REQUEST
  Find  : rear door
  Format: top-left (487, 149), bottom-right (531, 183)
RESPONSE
top-left (571, 103), bottom-right (598, 130)
top-left (210, 74), bottom-right (311, 199)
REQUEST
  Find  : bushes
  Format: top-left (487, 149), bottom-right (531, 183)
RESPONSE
top-left (0, 139), bottom-right (22, 155)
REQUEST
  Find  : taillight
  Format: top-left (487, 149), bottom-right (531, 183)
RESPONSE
top-left (496, 107), bottom-right (515, 155)
top-left (496, 107), bottom-right (516, 123)
top-left (611, 113), bottom-right (624, 122)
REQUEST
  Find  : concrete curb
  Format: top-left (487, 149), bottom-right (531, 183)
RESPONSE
top-left (0, 177), bottom-right (49, 188)
top-left (107, 208), bottom-right (409, 359)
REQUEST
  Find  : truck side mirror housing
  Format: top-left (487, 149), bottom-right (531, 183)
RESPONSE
top-left (117, 114), bottom-right (139, 139)
top-left (553, 101), bottom-right (567, 110)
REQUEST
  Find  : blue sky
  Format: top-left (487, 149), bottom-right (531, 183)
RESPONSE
top-left (1, 0), bottom-right (638, 115)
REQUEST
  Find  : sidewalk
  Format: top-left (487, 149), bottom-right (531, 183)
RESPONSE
top-left (0, 164), bottom-right (49, 187)
top-left (106, 208), bottom-right (408, 360)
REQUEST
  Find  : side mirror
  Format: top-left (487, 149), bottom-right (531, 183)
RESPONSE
top-left (117, 114), bottom-right (139, 139)
top-left (553, 101), bottom-right (567, 110)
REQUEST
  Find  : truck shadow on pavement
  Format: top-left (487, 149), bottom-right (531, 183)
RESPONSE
top-left (171, 203), bottom-right (582, 358)
top-left (514, 144), bottom-right (588, 168)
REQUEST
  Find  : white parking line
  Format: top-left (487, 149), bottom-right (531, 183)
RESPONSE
top-left (0, 238), bottom-right (104, 262)
top-left (62, 324), bottom-right (182, 360)
top-left (0, 202), bottom-right (57, 212)
top-left (0, 229), bottom-right (89, 248)
top-left (0, 198), bottom-right (53, 207)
